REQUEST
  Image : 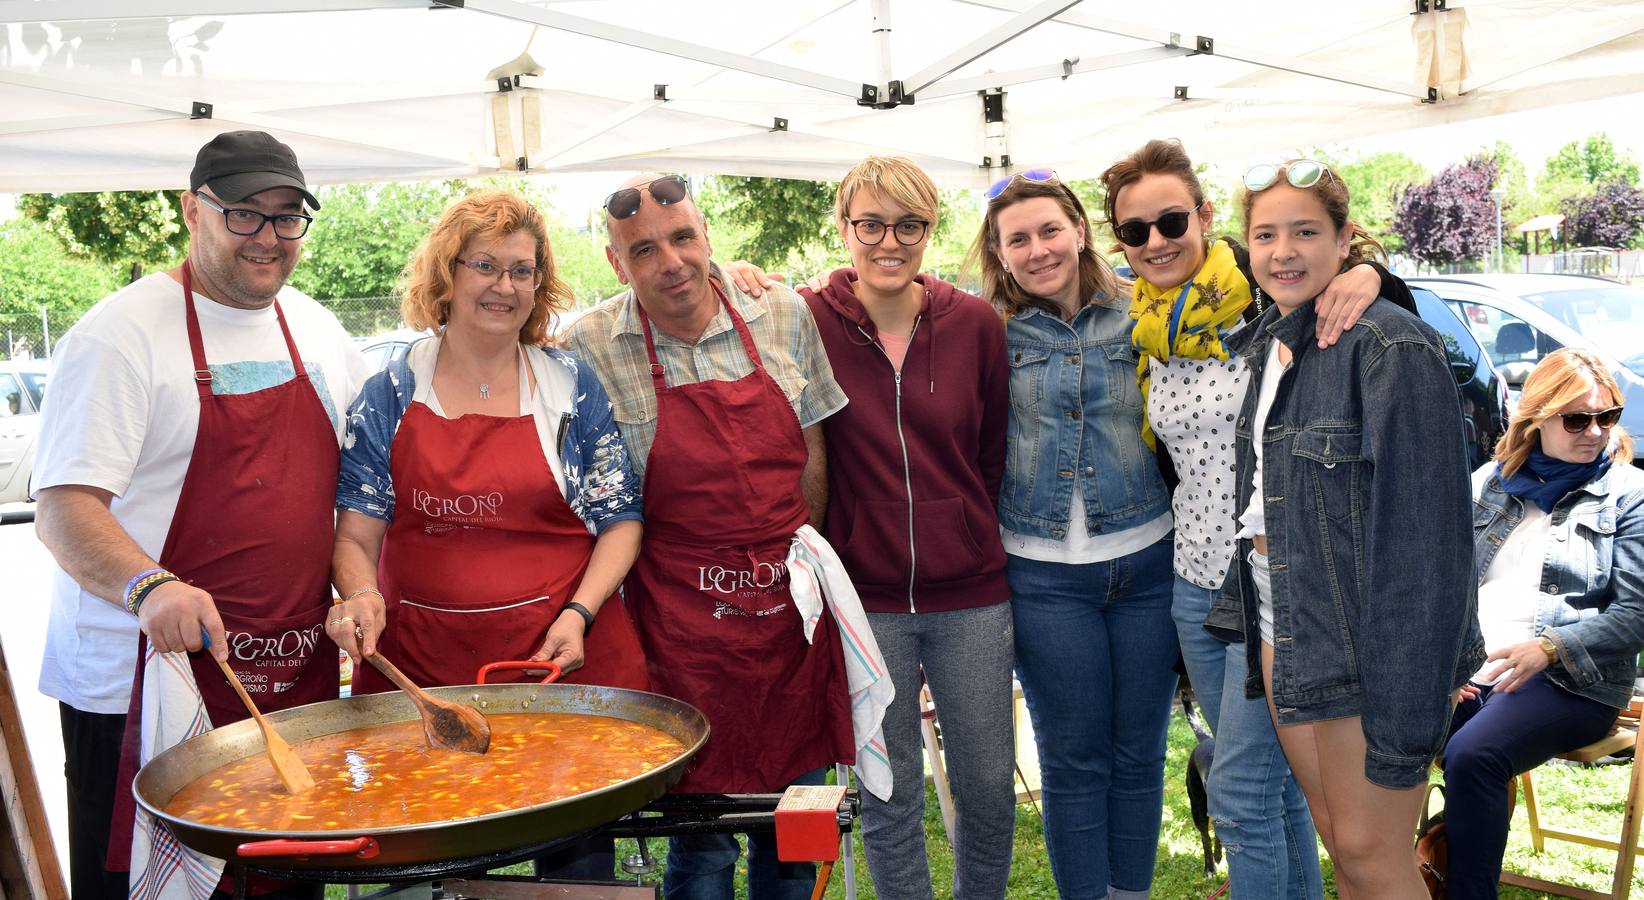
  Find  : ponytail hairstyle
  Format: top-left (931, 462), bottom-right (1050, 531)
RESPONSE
top-left (1238, 160), bottom-right (1386, 269)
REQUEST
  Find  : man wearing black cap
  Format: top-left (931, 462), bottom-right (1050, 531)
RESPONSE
top-left (34, 131), bottom-right (368, 898)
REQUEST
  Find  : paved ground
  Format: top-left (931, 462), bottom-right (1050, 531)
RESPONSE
top-left (0, 508), bottom-right (70, 875)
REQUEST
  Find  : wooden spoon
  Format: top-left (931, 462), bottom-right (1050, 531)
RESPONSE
top-left (209, 653), bottom-right (316, 793)
top-left (365, 652), bottom-right (491, 754)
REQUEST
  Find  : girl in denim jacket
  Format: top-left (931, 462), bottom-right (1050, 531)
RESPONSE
top-left (967, 171), bottom-right (1175, 900)
top-left (1443, 348), bottom-right (1642, 898)
top-left (1101, 139), bottom-right (1406, 900)
top-left (1232, 162), bottom-right (1481, 899)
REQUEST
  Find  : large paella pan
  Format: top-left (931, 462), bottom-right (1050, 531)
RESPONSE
top-left (133, 678), bottom-right (709, 872)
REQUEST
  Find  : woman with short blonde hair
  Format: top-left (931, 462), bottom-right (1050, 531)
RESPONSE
top-left (1444, 347), bottom-right (1641, 899)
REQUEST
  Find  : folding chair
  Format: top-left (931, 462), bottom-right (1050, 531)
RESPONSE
top-left (1500, 695), bottom-right (1644, 900)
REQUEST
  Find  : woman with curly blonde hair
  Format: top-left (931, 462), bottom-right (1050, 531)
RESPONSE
top-left (1444, 348), bottom-right (1641, 898)
top-left (328, 188), bottom-right (648, 698)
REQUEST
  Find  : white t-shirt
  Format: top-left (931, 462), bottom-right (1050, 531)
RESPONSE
top-left (1236, 340), bottom-right (1289, 540)
top-left (1002, 497), bottom-right (1173, 565)
top-left (1471, 499), bottom-right (1552, 685)
top-left (35, 272), bottom-right (370, 714)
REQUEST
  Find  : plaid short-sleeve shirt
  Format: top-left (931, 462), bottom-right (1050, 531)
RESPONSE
top-left (566, 262), bottom-right (848, 477)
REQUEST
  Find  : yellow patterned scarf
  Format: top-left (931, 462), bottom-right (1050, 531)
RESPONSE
top-left (1129, 238), bottom-right (1253, 448)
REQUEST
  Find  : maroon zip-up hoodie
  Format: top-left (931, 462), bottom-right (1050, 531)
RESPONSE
top-left (801, 268), bottom-right (1010, 614)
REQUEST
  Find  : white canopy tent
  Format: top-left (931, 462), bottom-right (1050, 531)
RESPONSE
top-left (2, 0), bottom-right (1643, 193)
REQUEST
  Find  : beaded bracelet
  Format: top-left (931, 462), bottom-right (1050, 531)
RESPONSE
top-left (126, 570), bottom-right (178, 614)
top-left (124, 567), bottom-right (165, 610)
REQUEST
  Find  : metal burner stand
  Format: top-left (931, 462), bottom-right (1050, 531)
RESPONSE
top-left (233, 790), bottom-right (859, 900)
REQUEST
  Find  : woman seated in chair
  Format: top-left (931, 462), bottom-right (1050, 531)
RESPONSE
top-left (1444, 347), bottom-right (1644, 899)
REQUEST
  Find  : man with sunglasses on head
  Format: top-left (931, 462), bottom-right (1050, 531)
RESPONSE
top-left (34, 130), bottom-right (368, 899)
top-left (567, 173), bottom-right (857, 900)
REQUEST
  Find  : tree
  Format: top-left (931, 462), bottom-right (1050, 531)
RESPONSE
top-left (288, 180), bottom-right (469, 306)
top-left (17, 190), bottom-right (186, 281)
top-left (696, 176), bottom-right (837, 272)
top-left (1393, 156), bottom-right (1499, 268)
top-left (1543, 133), bottom-right (1641, 186)
top-left (1561, 180), bottom-right (1644, 248)
top-left (0, 218), bottom-right (122, 354)
top-left (1332, 152), bottom-right (1429, 254)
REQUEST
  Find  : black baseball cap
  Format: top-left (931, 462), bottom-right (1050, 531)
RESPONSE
top-left (190, 131), bottom-right (321, 210)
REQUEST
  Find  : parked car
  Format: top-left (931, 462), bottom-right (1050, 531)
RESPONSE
top-left (357, 309), bottom-right (591, 372)
top-left (0, 359), bottom-right (50, 506)
top-left (1409, 274), bottom-right (1644, 438)
top-left (1406, 285), bottom-right (1512, 470)
top-left (358, 326), bottom-right (426, 371)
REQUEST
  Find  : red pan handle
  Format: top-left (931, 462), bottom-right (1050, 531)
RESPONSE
top-left (237, 836), bottom-right (380, 859)
top-left (475, 661), bottom-right (562, 684)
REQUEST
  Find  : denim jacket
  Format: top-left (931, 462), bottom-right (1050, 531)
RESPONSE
top-left (998, 293), bottom-right (1169, 539)
top-left (1224, 297), bottom-right (1485, 790)
top-left (1473, 461), bottom-right (1644, 709)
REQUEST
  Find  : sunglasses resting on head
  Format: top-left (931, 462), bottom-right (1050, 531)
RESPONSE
top-left (604, 175), bottom-right (691, 220)
top-left (985, 167), bottom-right (1060, 201)
top-left (1243, 159), bottom-right (1334, 193)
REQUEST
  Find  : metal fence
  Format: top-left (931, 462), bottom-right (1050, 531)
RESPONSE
top-left (0, 295), bottom-right (415, 362)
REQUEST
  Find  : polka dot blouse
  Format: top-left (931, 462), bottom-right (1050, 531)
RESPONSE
top-left (1148, 353), bottom-right (1249, 590)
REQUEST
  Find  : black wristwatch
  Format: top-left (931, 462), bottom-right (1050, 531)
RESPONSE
top-left (564, 601), bottom-right (596, 635)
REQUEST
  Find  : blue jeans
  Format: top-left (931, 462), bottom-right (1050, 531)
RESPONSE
top-left (1008, 538), bottom-right (1177, 900)
top-left (662, 768), bottom-right (828, 900)
top-left (1172, 577), bottom-right (1324, 900)
top-left (1442, 675), bottom-right (1619, 899)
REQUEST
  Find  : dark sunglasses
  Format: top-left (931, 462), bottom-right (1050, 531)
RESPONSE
top-left (603, 175), bottom-right (690, 220)
top-left (1557, 406), bottom-right (1624, 433)
top-left (1243, 159), bottom-right (1333, 193)
top-left (985, 167), bottom-right (1059, 201)
top-left (1113, 203), bottom-right (1204, 248)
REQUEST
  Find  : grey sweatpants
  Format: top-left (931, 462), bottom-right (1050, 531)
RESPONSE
top-left (860, 602), bottom-right (1018, 900)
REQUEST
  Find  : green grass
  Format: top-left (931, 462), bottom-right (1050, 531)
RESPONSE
top-left (322, 706), bottom-right (1639, 898)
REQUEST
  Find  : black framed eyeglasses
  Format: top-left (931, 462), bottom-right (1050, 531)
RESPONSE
top-left (454, 256), bottom-right (541, 290)
top-left (1557, 406), bottom-right (1624, 433)
top-left (1243, 159), bottom-right (1334, 193)
top-left (196, 193), bottom-right (312, 240)
top-left (1113, 203), bottom-right (1204, 248)
top-left (603, 175), bottom-right (690, 220)
top-left (847, 218), bottom-right (931, 247)
top-left (985, 167), bottom-right (1059, 201)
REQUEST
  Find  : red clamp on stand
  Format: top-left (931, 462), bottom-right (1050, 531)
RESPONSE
top-left (774, 784), bottom-right (848, 863)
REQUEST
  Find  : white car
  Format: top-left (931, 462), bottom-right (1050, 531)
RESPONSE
top-left (1409, 274), bottom-right (1644, 438)
top-left (0, 360), bottom-right (49, 506)
top-left (358, 310), bottom-right (591, 372)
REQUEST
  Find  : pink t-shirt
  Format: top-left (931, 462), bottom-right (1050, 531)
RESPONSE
top-left (879, 331), bottom-right (911, 370)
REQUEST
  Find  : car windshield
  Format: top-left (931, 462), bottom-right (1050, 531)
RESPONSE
top-left (17, 371), bottom-right (46, 408)
top-left (1520, 286), bottom-right (1644, 376)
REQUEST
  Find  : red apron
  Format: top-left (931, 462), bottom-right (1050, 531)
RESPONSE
top-left (626, 288), bottom-right (852, 793)
top-left (354, 369), bottom-right (649, 693)
top-left (109, 261), bottom-right (342, 880)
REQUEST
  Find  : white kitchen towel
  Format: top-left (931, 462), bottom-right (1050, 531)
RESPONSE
top-left (128, 647), bottom-right (225, 900)
top-left (787, 524), bottom-right (895, 801)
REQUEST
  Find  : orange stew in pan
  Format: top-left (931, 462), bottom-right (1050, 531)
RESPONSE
top-left (165, 713), bottom-right (686, 831)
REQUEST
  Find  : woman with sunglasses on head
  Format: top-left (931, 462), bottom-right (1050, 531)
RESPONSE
top-left (330, 188), bottom-right (649, 699)
top-left (964, 168), bottom-right (1174, 900)
top-left (1442, 348), bottom-right (1642, 899)
top-left (1099, 139), bottom-right (1413, 900)
top-left (724, 157), bottom-right (1016, 900)
top-left (1229, 160), bottom-right (1482, 899)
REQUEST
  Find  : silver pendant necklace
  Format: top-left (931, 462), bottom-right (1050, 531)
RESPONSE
top-left (479, 382), bottom-right (491, 400)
